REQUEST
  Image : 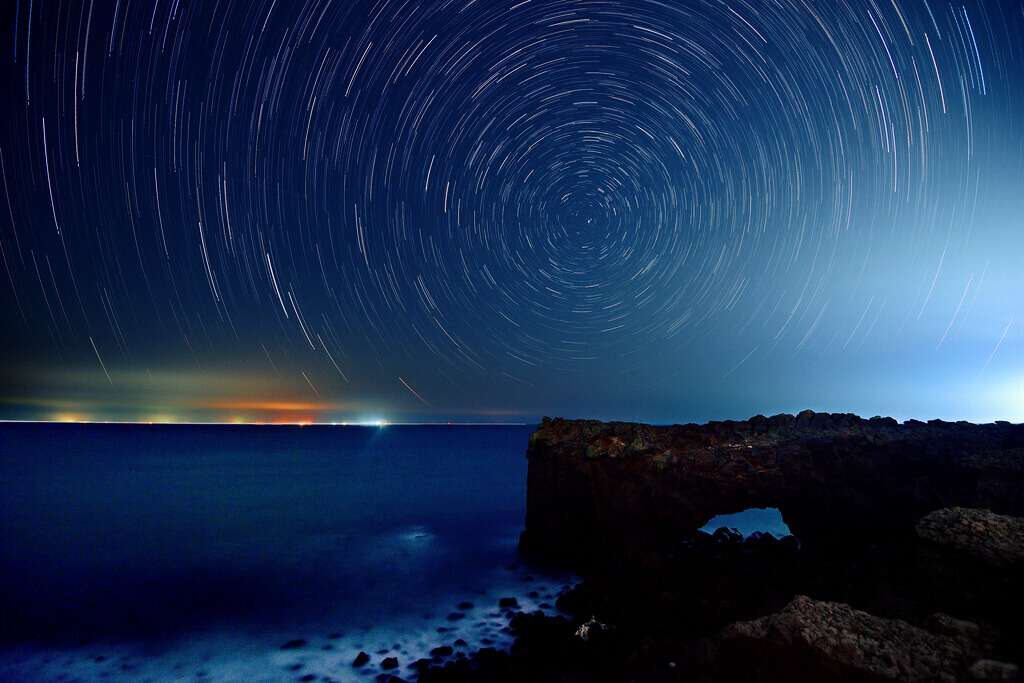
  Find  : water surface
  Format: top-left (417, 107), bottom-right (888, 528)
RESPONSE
top-left (0, 423), bottom-right (564, 681)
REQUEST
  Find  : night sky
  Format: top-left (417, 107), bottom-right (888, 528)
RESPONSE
top-left (1, 0), bottom-right (1022, 425)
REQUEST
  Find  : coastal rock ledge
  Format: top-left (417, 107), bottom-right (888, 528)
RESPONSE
top-left (422, 412), bottom-right (1023, 681)
top-left (520, 411), bottom-right (1024, 566)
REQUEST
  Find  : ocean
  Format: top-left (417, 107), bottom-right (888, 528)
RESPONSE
top-left (0, 423), bottom-right (568, 682)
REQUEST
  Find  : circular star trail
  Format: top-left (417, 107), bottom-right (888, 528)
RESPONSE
top-left (1, 0), bottom-right (1023, 421)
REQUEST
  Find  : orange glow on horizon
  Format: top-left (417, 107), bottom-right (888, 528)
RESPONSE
top-left (199, 399), bottom-right (339, 413)
top-left (267, 415), bottom-right (317, 425)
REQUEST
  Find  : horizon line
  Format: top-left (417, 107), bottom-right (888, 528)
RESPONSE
top-left (0, 419), bottom-right (532, 427)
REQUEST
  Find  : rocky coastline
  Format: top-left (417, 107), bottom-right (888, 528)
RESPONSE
top-left (414, 412), bottom-right (1024, 682)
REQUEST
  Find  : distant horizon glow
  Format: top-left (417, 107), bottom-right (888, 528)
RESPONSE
top-left (3, 409), bottom-right (1021, 429)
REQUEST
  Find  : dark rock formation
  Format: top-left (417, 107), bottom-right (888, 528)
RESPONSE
top-left (424, 413), bottom-right (1024, 682)
top-left (720, 595), bottom-right (1005, 682)
top-left (521, 412), bottom-right (1024, 566)
top-left (913, 507), bottom-right (1024, 653)
top-left (916, 507), bottom-right (1024, 569)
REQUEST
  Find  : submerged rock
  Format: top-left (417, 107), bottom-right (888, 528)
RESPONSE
top-left (352, 651), bottom-right (370, 667)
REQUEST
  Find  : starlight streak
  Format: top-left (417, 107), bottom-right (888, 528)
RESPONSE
top-left (1, 0), bottom-right (1022, 423)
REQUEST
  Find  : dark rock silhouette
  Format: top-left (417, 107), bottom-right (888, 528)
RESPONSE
top-left (423, 412), bottom-right (1024, 682)
top-left (520, 412), bottom-right (1024, 566)
top-left (720, 595), bottom-right (1006, 682)
top-left (916, 506), bottom-right (1024, 569)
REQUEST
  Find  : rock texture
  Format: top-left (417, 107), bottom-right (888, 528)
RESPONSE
top-left (916, 507), bottom-right (1024, 569)
top-left (521, 412), bottom-right (1024, 566)
top-left (913, 507), bottom-right (1024, 635)
top-left (720, 595), bottom-right (1004, 682)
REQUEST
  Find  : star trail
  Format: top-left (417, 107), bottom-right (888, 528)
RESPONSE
top-left (1, 0), bottom-right (1023, 424)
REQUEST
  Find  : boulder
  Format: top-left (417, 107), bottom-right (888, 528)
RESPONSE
top-left (720, 595), bottom-right (1000, 682)
top-left (916, 507), bottom-right (1024, 569)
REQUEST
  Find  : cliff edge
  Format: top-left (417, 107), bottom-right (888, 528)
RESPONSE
top-left (521, 411), bottom-right (1024, 568)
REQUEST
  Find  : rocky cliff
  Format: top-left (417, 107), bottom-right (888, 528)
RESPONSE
top-left (521, 411), bottom-right (1024, 567)
top-left (421, 412), bottom-right (1024, 682)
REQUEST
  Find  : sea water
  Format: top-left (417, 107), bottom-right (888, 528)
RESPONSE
top-left (0, 423), bottom-right (566, 682)
top-left (0, 422), bottom-right (788, 682)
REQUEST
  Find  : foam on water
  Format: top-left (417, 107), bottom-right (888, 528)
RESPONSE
top-left (0, 566), bottom-right (573, 682)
